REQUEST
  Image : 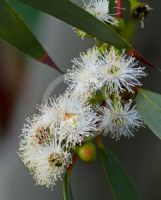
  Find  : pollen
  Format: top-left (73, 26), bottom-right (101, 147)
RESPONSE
top-left (48, 153), bottom-right (63, 167)
top-left (35, 126), bottom-right (50, 144)
top-left (63, 113), bottom-right (76, 121)
top-left (107, 65), bottom-right (120, 74)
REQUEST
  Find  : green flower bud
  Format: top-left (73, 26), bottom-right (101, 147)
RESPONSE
top-left (77, 142), bottom-right (97, 163)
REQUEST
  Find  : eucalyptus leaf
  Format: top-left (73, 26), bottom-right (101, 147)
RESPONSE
top-left (0, 0), bottom-right (62, 72)
top-left (63, 172), bottom-right (73, 200)
top-left (18, 0), bottom-right (131, 49)
top-left (136, 88), bottom-right (161, 140)
top-left (9, 0), bottom-right (39, 29)
top-left (99, 147), bottom-right (141, 200)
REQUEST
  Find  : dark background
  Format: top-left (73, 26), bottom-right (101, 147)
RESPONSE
top-left (0, 0), bottom-right (161, 199)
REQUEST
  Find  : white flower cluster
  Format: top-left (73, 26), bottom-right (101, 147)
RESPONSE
top-left (65, 47), bottom-right (146, 96)
top-left (19, 0), bottom-right (146, 189)
top-left (19, 92), bottom-right (99, 188)
top-left (65, 46), bottom-right (146, 140)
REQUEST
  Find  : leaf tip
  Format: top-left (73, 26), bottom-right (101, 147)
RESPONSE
top-left (129, 48), bottom-right (155, 68)
top-left (40, 53), bottom-right (64, 74)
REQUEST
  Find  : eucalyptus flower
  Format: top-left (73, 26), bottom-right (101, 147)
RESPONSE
top-left (39, 92), bottom-right (100, 148)
top-left (100, 101), bottom-right (143, 140)
top-left (18, 116), bottom-right (53, 170)
top-left (65, 47), bottom-right (101, 97)
top-left (83, 0), bottom-right (118, 26)
top-left (32, 136), bottom-right (72, 188)
top-left (97, 47), bottom-right (146, 94)
top-left (65, 47), bottom-right (146, 96)
top-left (19, 116), bottom-right (72, 188)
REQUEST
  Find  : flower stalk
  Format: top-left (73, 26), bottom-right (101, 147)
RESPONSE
top-left (63, 171), bottom-right (73, 200)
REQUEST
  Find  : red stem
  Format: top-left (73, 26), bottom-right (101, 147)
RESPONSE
top-left (116, 0), bottom-right (122, 18)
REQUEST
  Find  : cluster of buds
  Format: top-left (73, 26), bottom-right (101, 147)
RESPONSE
top-left (18, 0), bottom-right (148, 189)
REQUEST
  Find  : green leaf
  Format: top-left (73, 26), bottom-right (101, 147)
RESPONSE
top-left (63, 172), bottom-right (73, 200)
top-left (136, 88), bottom-right (161, 140)
top-left (99, 147), bottom-right (141, 200)
top-left (0, 0), bottom-right (62, 73)
top-left (18, 0), bottom-right (131, 49)
top-left (9, 0), bottom-right (40, 29)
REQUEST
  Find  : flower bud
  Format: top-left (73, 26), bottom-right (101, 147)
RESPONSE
top-left (77, 142), bottom-right (97, 163)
